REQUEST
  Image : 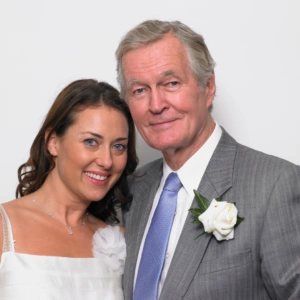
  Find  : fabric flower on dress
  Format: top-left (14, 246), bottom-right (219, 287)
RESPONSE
top-left (93, 225), bottom-right (126, 276)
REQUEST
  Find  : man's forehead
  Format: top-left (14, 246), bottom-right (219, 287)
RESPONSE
top-left (123, 33), bottom-right (185, 60)
top-left (122, 41), bottom-right (188, 78)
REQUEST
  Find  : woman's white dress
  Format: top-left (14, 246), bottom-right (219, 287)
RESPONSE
top-left (0, 204), bottom-right (125, 300)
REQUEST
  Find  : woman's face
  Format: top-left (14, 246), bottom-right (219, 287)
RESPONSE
top-left (48, 105), bottom-right (129, 203)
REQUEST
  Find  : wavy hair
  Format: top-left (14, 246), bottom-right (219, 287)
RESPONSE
top-left (16, 79), bottom-right (138, 223)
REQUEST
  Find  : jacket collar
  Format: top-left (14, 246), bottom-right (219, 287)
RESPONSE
top-left (160, 128), bottom-right (238, 299)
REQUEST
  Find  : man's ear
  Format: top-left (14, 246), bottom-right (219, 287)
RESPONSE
top-left (45, 129), bottom-right (59, 157)
top-left (205, 72), bottom-right (216, 109)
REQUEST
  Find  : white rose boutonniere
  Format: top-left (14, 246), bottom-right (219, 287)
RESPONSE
top-left (189, 190), bottom-right (244, 241)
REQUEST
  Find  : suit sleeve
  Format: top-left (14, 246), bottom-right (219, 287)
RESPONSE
top-left (260, 164), bottom-right (300, 299)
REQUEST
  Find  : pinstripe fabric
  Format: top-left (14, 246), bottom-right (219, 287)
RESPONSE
top-left (123, 128), bottom-right (300, 300)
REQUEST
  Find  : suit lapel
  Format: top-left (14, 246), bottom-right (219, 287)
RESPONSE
top-left (124, 160), bottom-right (163, 299)
top-left (160, 129), bottom-right (238, 299)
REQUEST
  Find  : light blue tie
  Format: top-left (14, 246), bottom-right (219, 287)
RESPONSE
top-left (133, 172), bottom-right (182, 300)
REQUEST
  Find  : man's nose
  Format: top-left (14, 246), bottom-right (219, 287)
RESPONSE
top-left (149, 88), bottom-right (168, 114)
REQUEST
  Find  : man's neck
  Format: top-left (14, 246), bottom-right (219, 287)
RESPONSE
top-left (163, 120), bottom-right (216, 171)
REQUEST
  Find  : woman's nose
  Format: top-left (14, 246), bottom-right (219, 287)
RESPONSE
top-left (95, 147), bottom-right (113, 169)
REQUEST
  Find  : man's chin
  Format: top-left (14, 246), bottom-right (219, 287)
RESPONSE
top-left (149, 142), bottom-right (178, 153)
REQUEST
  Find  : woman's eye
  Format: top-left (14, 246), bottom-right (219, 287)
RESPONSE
top-left (113, 144), bottom-right (127, 151)
top-left (84, 139), bottom-right (97, 146)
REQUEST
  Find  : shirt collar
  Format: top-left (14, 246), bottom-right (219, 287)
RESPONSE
top-left (162, 123), bottom-right (222, 199)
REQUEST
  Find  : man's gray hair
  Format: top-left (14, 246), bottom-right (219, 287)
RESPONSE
top-left (116, 20), bottom-right (216, 99)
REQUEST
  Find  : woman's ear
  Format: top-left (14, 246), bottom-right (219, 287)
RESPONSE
top-left (45, 129), bottom-right (59, 157)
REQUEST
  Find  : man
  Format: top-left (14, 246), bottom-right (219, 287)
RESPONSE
top-left (116, 20), bottom-right (300, 299)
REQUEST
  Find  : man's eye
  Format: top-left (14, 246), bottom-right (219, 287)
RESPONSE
top-left (133, 88), bottom-right (145, 95)
top-left (169, 81), bottom-right (179, 87)
top-left (84, 139), bottom-right (97, 146)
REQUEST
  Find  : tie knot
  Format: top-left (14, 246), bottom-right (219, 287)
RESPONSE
top-left (163, 172), bottom-right (182, 193)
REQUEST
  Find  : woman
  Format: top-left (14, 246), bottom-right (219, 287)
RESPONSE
top-left (0, 79), bottom-right (138, 299)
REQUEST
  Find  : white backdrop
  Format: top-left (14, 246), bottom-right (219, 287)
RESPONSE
top-left (1, 0), bottom-right (299, 203)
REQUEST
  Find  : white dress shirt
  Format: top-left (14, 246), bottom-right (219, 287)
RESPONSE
top-left (134, 123), bottom-right (222, 296)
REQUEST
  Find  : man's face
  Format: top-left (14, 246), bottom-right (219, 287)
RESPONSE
top-left (122, 33), bottom-right (215, 161)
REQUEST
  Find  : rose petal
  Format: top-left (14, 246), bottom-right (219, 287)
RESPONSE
top-left (213, 229), bottom-right (234, 241)
top-left (198, 199), bottom-right (238, 242)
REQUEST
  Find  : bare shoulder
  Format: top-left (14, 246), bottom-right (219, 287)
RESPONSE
top-left (0, 196), bottom-right (34, 235)
top-left (1, 197), bottom-right (31, 219)
top-left (0, 198), bottom-right (20, 257)
top-left (0, 199), bottom-right (18, 233)
top-left (2, 197), bottom-right (28, 209)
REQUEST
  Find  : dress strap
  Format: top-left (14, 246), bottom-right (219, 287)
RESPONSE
top-left (0, 205), bottom-right (15, 252)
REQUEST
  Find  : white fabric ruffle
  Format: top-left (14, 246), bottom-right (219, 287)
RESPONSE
top-left (92, 225), bottom-right (126, 276)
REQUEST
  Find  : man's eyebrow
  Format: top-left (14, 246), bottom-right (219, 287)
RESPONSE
top-left (161, 69), bottom-right (180, 78)
top-left (127, 79), bottom-right (140, 89)
top-left (126, 70), bottom-right (180, 88)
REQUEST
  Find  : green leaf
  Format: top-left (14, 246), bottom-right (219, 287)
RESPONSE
top-left (194, 231), bottom-right (206, 240)
top-left (192, 219), bottom-right (201, 224)
top-left (193, 190), bottom-right (210, 213)
top-left (235, 215), bottom-right (244, 228)
top-left (188, 208), bottom-right (202, 216)
top-left (216, 196), bottom-right (222, 202)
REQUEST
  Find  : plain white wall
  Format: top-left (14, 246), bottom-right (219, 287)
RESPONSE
top-left (1, 0), bottom-right (299, 203)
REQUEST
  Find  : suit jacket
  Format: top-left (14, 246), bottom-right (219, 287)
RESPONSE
top-left (123, 128), bottom-right (300, 299)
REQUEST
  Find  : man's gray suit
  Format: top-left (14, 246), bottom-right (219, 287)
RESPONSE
top-left (123, 129), bottom-right (300, 299)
